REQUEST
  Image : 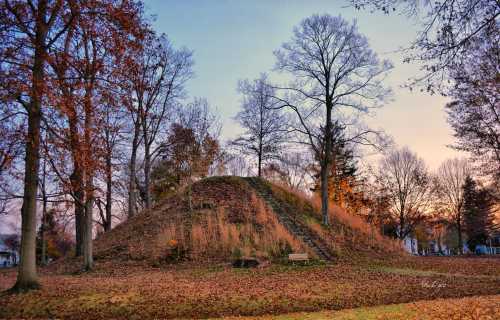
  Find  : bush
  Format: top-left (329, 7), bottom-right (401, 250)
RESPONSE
top-left (164, 240), bottom-right (189, 263)
top-left (231, 247), bottom-right (243, 260)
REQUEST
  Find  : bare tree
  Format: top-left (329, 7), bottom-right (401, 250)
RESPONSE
top-left (351, 0), bottom-right (499, 92)
top-left (446, 25), bottom-right (499, 186)
top-left (262, 152), bottom-right (312, 191)
top-left (272, 14), bottom-right (392, 225)
top-left (377, 147), bottom-right (433, 239)
top-left (435, 158), bottom-right (471, 253)
top-left (232, 74), bottom-right (288, 177)
top-left (223, 153), bottom-right (252, 177)
top-left (126, 33), bottom-right (193, 215)
top-left (95, 104), bottom-right (125, 232)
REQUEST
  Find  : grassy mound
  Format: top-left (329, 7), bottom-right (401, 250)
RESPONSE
top-left (92, 176), bottom-right (403, 266)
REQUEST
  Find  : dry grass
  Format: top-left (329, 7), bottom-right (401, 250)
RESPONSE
top-left (268, 182), bottom-right (404, 257)
top-left (169, 199), bottom-right (308, 261)
top-left (48, 176), bottom-right (406, 274)
top-left (88, 177), bottom-right (315, 267)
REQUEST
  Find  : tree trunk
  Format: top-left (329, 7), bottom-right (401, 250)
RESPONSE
top-left (257, 147), bottom-right (262, 177)
top-left (82, 81), bottom-right (94, 271)
top-left (12, 2), bottom-right (48, 291)
top-left (321, 104), bottom-right (333, 226)
top-left (68, 95), bottom-right (84, 255)
top-left (71, 169), bottom-right (85, 256)
top-left (83, 189), bottom-right (94, 270)
top-left (40, 165), bottom-right (47, 266)
top-left (457, 216), bottom-right (463, 254)
top-left (40, 211), bottom-right (47, 266)
top-left (128, 121), bottom-right (140, 217)
top-left (258, 114), bottom-right (263, 177)
top-left (320, 162), bottom-right (330, 225)
top-left (144, 141), bottom-right (151, 209)
top-left (104, 152), bottom-right (112, 231)
top-left (399, 214), bottom-right (405, 240)
top-left (437, 231), bottom-right (443, 254)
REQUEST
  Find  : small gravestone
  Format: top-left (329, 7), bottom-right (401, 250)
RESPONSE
top-left (232, 257), bottom-right (259, 268)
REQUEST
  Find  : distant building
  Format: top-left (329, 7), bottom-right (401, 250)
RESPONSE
top-left (0, 234), bottom-right (19, 268)
top-left (403, 236), bottom-right (418, 255)
top-left (490, 232), bottom-right (500, 247)
top-left (429, 240), bottom-right (451, 256)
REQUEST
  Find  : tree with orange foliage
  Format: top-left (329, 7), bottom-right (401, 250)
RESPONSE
top-left (42, 0), bottom-right (146, 270)
top-left (310, 121), bottom-right (364, 212)
top-left (37, 209), bottom-right (74, 263)
top-left (152, 99), bottom-right (220, 203)
top-left (0, 0), bottom-right (81, 292)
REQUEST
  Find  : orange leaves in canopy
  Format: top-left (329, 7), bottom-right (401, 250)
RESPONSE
top-left (161, 123), bottom-right (220, 182)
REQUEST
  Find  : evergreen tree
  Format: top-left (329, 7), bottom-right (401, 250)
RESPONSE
top-left (312, 121), bottom-right (360, 209)
top-left (462, 176), bottom-right (494, 252)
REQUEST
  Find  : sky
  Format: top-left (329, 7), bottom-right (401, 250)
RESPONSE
top-left (144, 0), bottom-right (462, 169)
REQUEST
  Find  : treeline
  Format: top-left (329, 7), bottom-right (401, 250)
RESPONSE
top-left (0, 0), bottom-right (220, 291)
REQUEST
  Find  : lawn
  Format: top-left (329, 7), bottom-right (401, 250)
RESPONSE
top-left (0, 256), bottom-right (499, 319)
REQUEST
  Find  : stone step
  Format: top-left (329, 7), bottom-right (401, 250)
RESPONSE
top-left (245, 178), bottom-right (333, 261)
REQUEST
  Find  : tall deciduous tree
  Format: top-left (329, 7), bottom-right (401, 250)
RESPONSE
top-left (446, 25), bottom-right (499, 186)
top-left (1, 0), bottom-right (78, 292)
top-left (435, 158), bottom-right (471, 253)
top-left (125, 33), bottom-right (193, 216)
top-left (44, 0), bottom-right (145, 270)
top-left (377, 147), bottom-right (433, 239)
top-left (232, 74), bottom-right (287, 177)
top-left (272, 14), bottom-right (392, 225)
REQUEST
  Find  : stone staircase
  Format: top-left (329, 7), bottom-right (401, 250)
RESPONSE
top-left (244, 177), bottom-right (334, 261)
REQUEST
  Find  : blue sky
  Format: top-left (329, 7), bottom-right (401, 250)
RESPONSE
top-left (146, 0), bottom-right (460, 168)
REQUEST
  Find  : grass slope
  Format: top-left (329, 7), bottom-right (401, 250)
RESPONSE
top-left (63, 176), bottom-right (404, 272)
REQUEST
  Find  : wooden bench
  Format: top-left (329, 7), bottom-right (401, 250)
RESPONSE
top-left (288, 253), bottom-right (309, 261)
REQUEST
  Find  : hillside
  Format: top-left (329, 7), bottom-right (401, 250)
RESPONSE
top-left (92, 176), bottom-right (403, 265)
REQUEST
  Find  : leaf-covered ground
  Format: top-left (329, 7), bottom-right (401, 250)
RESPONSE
top-left (221, 295), bottom-right (500, 320)
top-left (1, 256), bottom-right (499, 319)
